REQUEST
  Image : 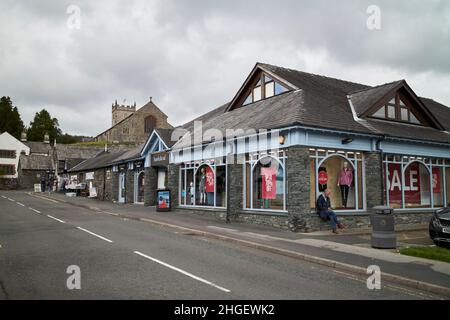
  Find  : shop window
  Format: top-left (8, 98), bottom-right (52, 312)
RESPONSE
top-left (433, 167), bottom-right (444, 208)
top-left (252, 156), bottom-right (285, 211)
top-left (215, 166), bottom-right (226, 207)
top-left (318, 156), bottom-right (356, 210)
top-left (195, 165), bottom-right (215, 206)
top-left (180, 162), bottom-right (226, 208)
top-left (446, 168), bottom-right (450, 207)
top-left (404, 162), bottom-right (431, 208)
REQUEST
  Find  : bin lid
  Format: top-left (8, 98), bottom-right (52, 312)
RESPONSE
top-left (371, 206), bottom-right (393, 214)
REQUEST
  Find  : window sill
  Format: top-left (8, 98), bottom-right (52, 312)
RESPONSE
top-left (241, 209), bottom-right (288, 216)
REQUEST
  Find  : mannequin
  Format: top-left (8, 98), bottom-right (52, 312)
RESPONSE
top-left (189, 182), bottom-right (195, 205)
top-left (337, 161), bottom-right (353, 208)
top-left (199, 168), bottom-right (207, 205)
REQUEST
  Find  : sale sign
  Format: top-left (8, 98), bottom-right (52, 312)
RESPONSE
top-left (261, 167), bottom-right (277, 199)
top-left (205, 166), bottom-right (214, 193)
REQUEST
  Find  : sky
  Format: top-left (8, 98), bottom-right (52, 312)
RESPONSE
top-left (1, 0), bottom-right (450, 136)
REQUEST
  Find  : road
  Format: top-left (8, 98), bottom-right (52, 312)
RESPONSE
top-left (0, 190), bottom-right (442, 300)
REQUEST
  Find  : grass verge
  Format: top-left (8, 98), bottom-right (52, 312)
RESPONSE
top-left (400, 246), bottom-right (450, 263)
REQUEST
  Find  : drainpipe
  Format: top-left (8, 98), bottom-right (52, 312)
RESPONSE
top-left (375, 136), bottom-right (386, 206)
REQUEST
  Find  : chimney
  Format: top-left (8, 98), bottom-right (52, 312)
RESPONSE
top-left (21, 131), bottom-right (27, 142)
top-left (44, 133), bottom-right (50, 144)
top-left (149, 97), bottom-right (152, 103)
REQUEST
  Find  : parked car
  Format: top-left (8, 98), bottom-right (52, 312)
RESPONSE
top-left (429, 207), bottom-right (450, 247)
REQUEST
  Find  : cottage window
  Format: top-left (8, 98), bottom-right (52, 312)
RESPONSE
top-left (0, 164), bottom-right (15, 176)
top-left (0, 150), bottom-right (16, 159)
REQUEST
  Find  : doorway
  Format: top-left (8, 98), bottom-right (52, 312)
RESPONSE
top-left (134, 171), bottom-right (145, 204)
top-left (157, 167), bottom-right (167, 190)
top-left (118, 173), bottom-right (125, 203)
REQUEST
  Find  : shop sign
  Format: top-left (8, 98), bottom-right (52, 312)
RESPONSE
top-left (151, 151), bottom-right (169, 167)
top-left (118, 164), bottom-right (127, 172)
top-left (318, 171), bottom-right (328, 186)
top-left (261, 167), bottom-right (277, 199)
top-left (134, 160), bottom-right (144, 169)
top-left (85, 172), bottom-right (95, 180)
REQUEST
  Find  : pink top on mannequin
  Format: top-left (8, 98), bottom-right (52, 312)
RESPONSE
top-left (338, 166), bottom-right (353, 186)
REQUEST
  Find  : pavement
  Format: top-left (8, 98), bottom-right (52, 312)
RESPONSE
top-left (0, 190), bottom-right (449, 300)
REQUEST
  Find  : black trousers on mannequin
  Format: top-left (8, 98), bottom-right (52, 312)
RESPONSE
top-left (340, 185), bottom-right (350, 208)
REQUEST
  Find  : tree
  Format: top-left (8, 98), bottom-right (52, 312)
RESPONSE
top-left (0, 96), bottom-right (24, 139)
top-left (27, 109), bottom-right (62, 142)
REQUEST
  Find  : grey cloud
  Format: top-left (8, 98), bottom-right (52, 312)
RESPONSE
top-left (0, 0), bottom-right (449, 136)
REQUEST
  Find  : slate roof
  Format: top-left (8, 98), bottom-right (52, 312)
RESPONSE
top-left (23, 141), bottom-right (53, 155)
top-left (69, 150), bottom-right (129, 172)
top-left (349, 81), bottom-right (403, 116)
top-left (155, 128), bottom-right (177, 147)
top-left (174, 63), bottom-right (450, 148)
top-left (111, 144), bottom-right (145, 164)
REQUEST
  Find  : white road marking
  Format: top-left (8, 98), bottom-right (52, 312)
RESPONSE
top-left (77, 227), bottom-right (113, 243)
top-left (1, 195), bottom-right (7, 199)
top-left (29, 208), bottom-right (41, 214)
top-left (134, 251), bottom-right (231, 293)
top-left (16, 202), bottom-right (25, 207)
top-left (8, 198), bottom-right (15, 202)
top-left (47, 215), bottom-right (66, 224)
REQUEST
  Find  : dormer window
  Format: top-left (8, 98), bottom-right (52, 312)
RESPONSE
top-left (242, 73), bottom-right (289, 106)
top-left (371, 93), bottom-right (423, 125)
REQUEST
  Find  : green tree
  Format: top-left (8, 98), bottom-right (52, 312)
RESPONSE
top-left (0, 96), bottom-right (24, 139)
top-left (27, 109), bottom-right (62, 142)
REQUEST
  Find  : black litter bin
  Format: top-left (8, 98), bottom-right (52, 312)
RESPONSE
top-left (370, 206), bottom-right (396, 249)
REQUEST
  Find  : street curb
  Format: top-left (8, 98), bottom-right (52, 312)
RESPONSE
top-left (31, 192), bottom-right (450, 298)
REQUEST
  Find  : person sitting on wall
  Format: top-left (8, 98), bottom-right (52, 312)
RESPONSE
top-left (316, 189), bottom-right (345, 234)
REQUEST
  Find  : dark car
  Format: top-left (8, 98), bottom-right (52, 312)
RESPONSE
top-left (429, 208), bottom-right (450, 247)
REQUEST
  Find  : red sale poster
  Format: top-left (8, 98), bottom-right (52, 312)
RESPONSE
top-left (432, 168), bottom-right (441, 193)
top-left (205, 166), bottom-right (215, 193)
top-left (261, 167), bottom-right (277, 199)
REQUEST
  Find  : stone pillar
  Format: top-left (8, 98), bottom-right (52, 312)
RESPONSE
top-left (167, 164), bottom-right (180, 208)
top-left (144, 167), bottom-right (157, 206)
top-left (365, 151), bottom-right (383, 209)
top-left (125, 170), bottom-right (134, 203)
top-left (227, 156), bottom-right (243, 222)
top-left (111, 172), bottom-right (119, 202)
top-left (286, 146), bottom-right (311, 231)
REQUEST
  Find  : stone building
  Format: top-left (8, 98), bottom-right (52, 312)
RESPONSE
top-left (168, 62), bottom-right (450, 232)
top-left (95, 98), bottom-right (173, 144)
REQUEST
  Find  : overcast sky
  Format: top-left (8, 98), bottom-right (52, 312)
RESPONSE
top-left (1, 0), bottom-right (449, 136)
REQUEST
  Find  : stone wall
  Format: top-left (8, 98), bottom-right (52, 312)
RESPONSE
top-left (286, 146), bottom-right (311, 231)
top-left (144, 167), bottom-right (157, 206)
top-left (226, 157), bottom-right (243, 222)
top-left (125, 170), bottom-right (134, 203)
top-left (0, 178), bottom-right (19, 190)
top-left (111, 172), bottom-right (119, 202)
top-left (19, 170), bottom-right (48, 190)
top-left (365, 152), bottom-right (383, 209)
top-left (167, 164), bottom-right (180, 208)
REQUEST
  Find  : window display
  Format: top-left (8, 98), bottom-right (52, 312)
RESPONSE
top-left (244, 151), bottom-right (286, 212)
top-left (309, 149), bottom-right (364, 212)
top-left (179, 159), bottom-right (226, 208)
top-left (384, 156), bottom-right (449, 209)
